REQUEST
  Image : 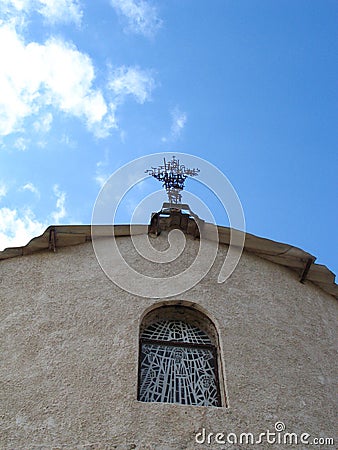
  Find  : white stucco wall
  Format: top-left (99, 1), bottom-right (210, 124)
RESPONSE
top-left (1, 234), bottom-right (337, 449)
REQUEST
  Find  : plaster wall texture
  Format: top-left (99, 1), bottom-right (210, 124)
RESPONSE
top-left (1, 234), bottom-right (337, 449)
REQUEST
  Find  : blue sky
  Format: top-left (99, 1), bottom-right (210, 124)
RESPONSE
top-left (0, 0), bottom-right (337, 276)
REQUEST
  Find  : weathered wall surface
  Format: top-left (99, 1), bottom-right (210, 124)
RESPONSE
top-left (1, 234), bottom-right (337, 449)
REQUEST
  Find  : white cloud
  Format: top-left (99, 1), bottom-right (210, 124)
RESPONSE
top-left (51, 184), bottom-right (66, 224)
top-left (110, 0), bottom-right (162, 37)
top-left (94, 173), bottom-right (110, 188)
top-left (0, 183), bottom-right (68, 250)
top-left (59, 134), bottom-right (77, 148)
top-left (1, 0), bottom-right (83, 26)
top-left (162, 107), bottom-right (187, 142)
top-left (108, 66), bottom-right (155, 104)
top-left (0, 24), bottom-right (116, 138)
top-left (38, 0), bottom-right (83, 26)
top-left (36, 139), bottom-right (47, 148)
top-left (33, 112), bottom-right (53, 133)
top-left (0, 0), bottom-right (26, 13)
top-left (0, 182), bottom-right (7, 199)
top-left (0, 206), bottom-right (46, 250)
top-left (22, 182), bottom-right (40, 197)
top-left (94, 151), bottom-right (111, 188)
top-left (171, 107), bottom-right (187, 138)
top-left (13, 137), bottom-right (28, 151)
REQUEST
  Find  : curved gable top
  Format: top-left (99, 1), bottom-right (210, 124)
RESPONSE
top-left (0, 220), bottom-right (337, 299)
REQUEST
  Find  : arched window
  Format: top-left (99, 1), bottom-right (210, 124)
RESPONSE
top-left (138, 305), bottom-right (223, 407)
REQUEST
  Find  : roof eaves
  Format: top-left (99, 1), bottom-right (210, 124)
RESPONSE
top-left (0, 224), bottom-right (336, 299)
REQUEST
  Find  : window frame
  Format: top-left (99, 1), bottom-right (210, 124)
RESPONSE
top-left (137, 316), bottom-right (223, 407)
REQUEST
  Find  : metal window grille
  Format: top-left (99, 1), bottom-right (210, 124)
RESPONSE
top-left (138, 320), bottom-right (221, 406)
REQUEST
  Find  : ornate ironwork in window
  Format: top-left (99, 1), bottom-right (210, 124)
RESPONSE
top-left (138, 320), bottom-right (221, 406)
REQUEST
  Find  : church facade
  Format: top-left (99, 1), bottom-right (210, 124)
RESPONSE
top-left (1, 210), bottom-right (337, 449)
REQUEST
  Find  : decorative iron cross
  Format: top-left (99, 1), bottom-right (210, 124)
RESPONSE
top-left (145, 156), bottom-right (200, 204)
